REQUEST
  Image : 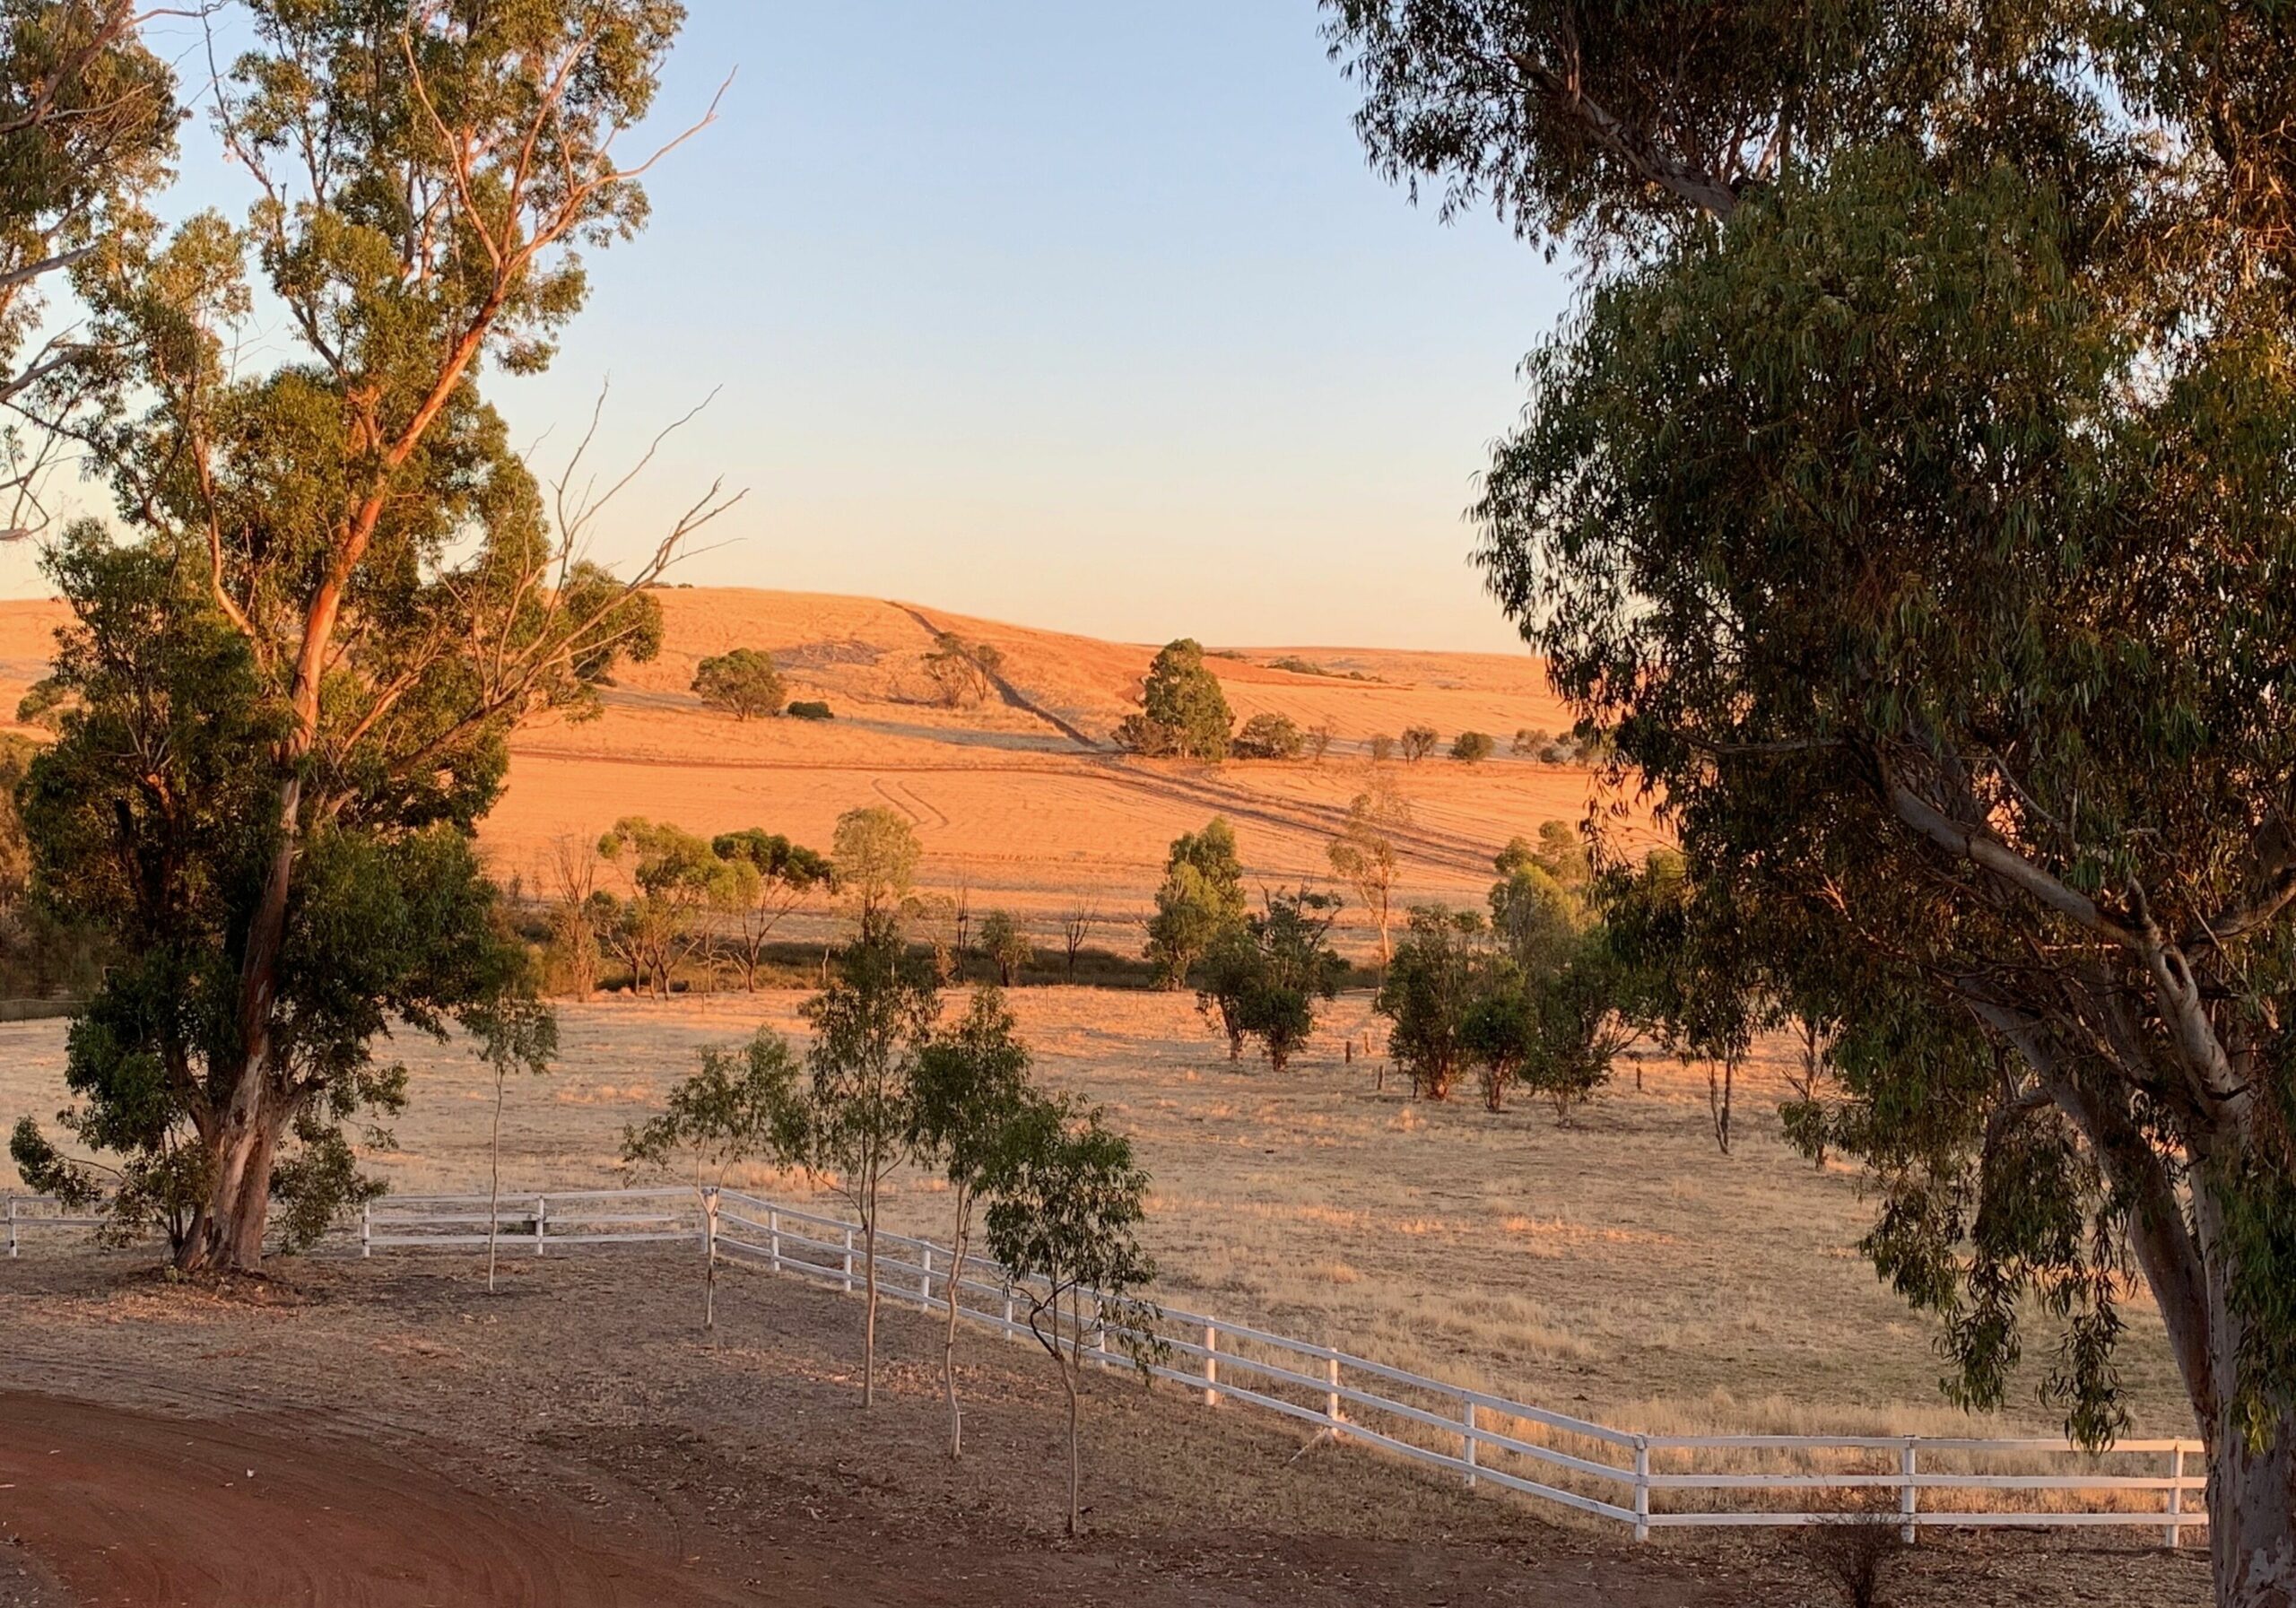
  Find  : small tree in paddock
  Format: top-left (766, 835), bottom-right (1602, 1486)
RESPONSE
top-left (800, 914), bottom-right (940, 1405)
top-left (831, 805), bottom-right (921, 925)
top-left (1399, 726), bottom-right (1439, 762)
top-left (1450, 730), bottom-right (1494, 764)
top-left (1460, 959), bottom-right (1535, 1112)
top-left (1510, 728), bottom-right (1547, 757)
top-left (922, 632), bottom-right (1003, 708)
top-left (596, 818), bottom-right (752, 997)
top-left (1303, 723), bottom-right (1335, 764)
top-left (978, 908), bottom-right (1032, 986)
top-left (902, 891), bottom-right (962, 984)
top-left (1058, 898), bottom-right (1099, 978)
top-left (1144, 817), bottom-right (1247, 987)
top-left (621, 1029), bottom-right (807, 1331)
top-left (1376, 907), bottom-right (1484, 1100)
top-left (1231, 710), bottom-right (1304, 760)
top-left (1328, 779), bottom-right (1411, 965)
top-left (1205, 888), bottom-right (1346, 1073)
top-left (909, 987), bottom-right (1035, 1457)
top-left (1114, 639), bottom-right (1232, 761)
top-left (1193, 921), bottom-right (1257, 1060)
top-left (983, 1096), bottom-right (1160, 1538)
top-left (474, 998), bottom-right (557, 1293)
top-left (691, 648), bottom-right (786, 719)
top-left (712, 830), bottom-right (836, 989)
top-left (541, 835), bottom-right (604, 1001)
top-left (1367, 734), bottom-right (1396, 762)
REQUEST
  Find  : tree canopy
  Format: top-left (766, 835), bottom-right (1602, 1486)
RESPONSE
top-left (691, 648), bottom-right (785, 719)
top-left (1116, 639), bottom-right (1232, 761)
top-left (1330, 2), bottom-right (2296, 1597)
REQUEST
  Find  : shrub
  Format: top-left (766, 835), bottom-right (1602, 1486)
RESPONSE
top-left (787, 700), bottom-right (833, 720)
top-left (1367, 734), bottom-right (1396, 762)
top-left (979, 908), bottom-right (1033, 986)
top-left (691, 648), bottom-right (785, 719)
top-left (1400, 725), bottom-right (1439, 762)
top-left (1511, 727), bottom-right (1548, 756)
top-left (1451, 730), bottom-right (1494, 763)
top-left (1231, 710), bottom-right (1305, 760)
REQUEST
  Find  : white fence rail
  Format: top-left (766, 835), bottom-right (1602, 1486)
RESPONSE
top-left (7, 1186), bottom-right (2207, 1543)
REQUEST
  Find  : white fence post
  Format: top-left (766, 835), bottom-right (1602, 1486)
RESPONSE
top-left (1463, 1400), bottom-right (1478, 1488)
top-left (2166, 1445), bottom-right (2185, 1549)
top-left (1899, 1439), bottom-right (1918, 1543)
top-left (1091, 1302), bottom-right (1109, 1369)
top-left (1633, 1437), bottom-right (1651, 1543)
top-left (919, 1245), bottom-right (935, 1306)
top-left (841, 1227), bottom-right (855, 1293)
top-left (1203, 1323), bottom-right (1219, 1405)
top-left (534, 1195), bottom-right (547, 1257)
top-left (1003, 1283), bottom-right (1016, 1343)
top-left (1325, 1355), bottom-right (1343, 1434)
top-left (768, 1207), bottom-right (781, 1272)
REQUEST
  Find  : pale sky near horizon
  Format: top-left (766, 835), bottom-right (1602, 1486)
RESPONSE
top-left (0, 3), bottom-right (1573, 654)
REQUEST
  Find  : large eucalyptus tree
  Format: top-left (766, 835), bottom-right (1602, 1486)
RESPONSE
top-left (1326, 4), bottom-right (2296, 1601)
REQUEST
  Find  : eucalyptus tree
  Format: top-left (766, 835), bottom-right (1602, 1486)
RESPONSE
top-left (9, 1), bottom-right (725, 1275)
top-left (712, 829), bottom-right (835, 990)
top-left (1328, 3), bottom-right (2296, 1596)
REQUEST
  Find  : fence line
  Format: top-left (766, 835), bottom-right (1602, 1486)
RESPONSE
top-left (6, 1186), bottom-right (2208, 1544)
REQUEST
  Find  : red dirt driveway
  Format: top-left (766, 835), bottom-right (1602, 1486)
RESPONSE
top-left (0, 1392), bottom-right (757, 1607)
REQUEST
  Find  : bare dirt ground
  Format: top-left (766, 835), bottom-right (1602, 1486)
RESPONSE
top-left (0, 1249), bottom-right (2208, 1607)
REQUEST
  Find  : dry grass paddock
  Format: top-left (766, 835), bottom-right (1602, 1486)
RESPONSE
top-left (1, 985), bottom-right (2191, 1447)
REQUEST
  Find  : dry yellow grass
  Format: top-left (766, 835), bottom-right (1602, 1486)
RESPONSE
top-left (0, 985), bottom-right (2189, 1448)
top-left (0, 587), bottom-right (1654, 950)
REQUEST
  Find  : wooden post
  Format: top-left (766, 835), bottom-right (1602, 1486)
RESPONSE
top-left (535, 1195), bottom-right (547, 1256)
top-left (1463, 1400), bottom-right (1478, 1487)
top-left (841, 1226), bottom-right (855, 1293)
top-left (1899, 1439), bottom-right (1918, 1544)
top-left (2166, 1445), bottom-right (2185, 1549)
top-left (6, 1196), bottom-right (16, 1260)
top-left (1633, 1438), bottom-right (1650, 1543)
top-left (1203, 1324), bottom-right (1220, 1405)
top-left (360, 1202), bottom-right (371, 1259)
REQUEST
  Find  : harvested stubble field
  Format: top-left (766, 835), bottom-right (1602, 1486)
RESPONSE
top-left (0, 587), bottom-right (1654, 949)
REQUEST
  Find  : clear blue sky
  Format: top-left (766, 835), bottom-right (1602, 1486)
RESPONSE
top-left (4, 3), bottom-right (1570, 652)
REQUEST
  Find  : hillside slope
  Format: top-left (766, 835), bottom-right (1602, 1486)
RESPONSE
top-left (0, 587), bottom-right (1655, 950)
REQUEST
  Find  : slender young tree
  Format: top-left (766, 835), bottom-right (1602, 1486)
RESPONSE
top-left (1328, 779), bottom-right (1409, 965)
top-left (909, 987), bottom-right (1034, 1457)
top-left (711, 829), bottom-right (834, 990)
top-left (475, 998), bottom-right (556, 1294)
top-left (800, 912), bottom-right (939, 1406)
top-left (983, 1094), bottom-right (1159, 1538)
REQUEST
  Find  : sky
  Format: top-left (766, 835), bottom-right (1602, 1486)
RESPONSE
top-left (0, 3), bottom-right (1574, 653)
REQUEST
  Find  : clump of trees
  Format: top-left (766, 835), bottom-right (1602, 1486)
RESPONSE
top-left (1399, 726), bottom-right (1439, 762)
top-left (1195, 888), bottom-right (1345, 1072)
top-left (1144, 818), bottom-right (1247, 987)
top-left (1450, 731), bottom-right (1493, 764)
top-left (978, 908), bottom-right (1033, 985)
top-left (713, 830), bottom-right (837, 990)
top-left (1230, 710), bottom-right (1304, 761)
top-left (1114, 639), bottom-right (1232, 761)
top-left (1378, 824), bottom-right (1620, 1117)
top-left (692, 648), bottom-right (786, 719)
top-left (832, 806), bottom-right (922, 923)
top-left (922, 632), bottom-right (1004, 708)
top-left (596, 818), bottom-right (752, 998)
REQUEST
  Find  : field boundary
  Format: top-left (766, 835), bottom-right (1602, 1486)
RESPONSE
top-left (6, 1186), bottom-right (2206, 1545)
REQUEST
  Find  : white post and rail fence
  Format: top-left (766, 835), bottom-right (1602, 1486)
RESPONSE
top-left (5, 1186), bottom-right (2207, 1545)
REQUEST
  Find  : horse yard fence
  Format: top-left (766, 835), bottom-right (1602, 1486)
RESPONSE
top-left (6, 1186), bottom-right (2205, 1546)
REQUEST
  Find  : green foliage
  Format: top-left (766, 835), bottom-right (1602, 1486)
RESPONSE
top-left (621, 1028), bottom-right (807, 1178)
top-left (1193, 888), bottom-right (1346, 1073)
top-left (1399, 725), bottom-right (1438, 762)
top-left (978, 908), bottom-right (1032, 986)
top-left (691, 648), bottom-right (785, 720)
top-left (1449, 730), bottom-right (1492, 764)
top-left (787, 700), bottom-right (833, 720)
top-left (1144, 817), bottom-right (1247, 988)
top-left (1375, 906), bottom-right (1484, 1100)
top-left (712, 829), bottom-right (835, 989)
top-left (1328, 779), bottom-right (1409, 963)
top-left (911, 987), bottom-right (1035, 1195)
top-left (922, 632), bottom-right (1004, 708)
top-left (981, 1091), bottom-right (1159, 1537)
top-left (596, 817), bottom-right (752, 996)
top-left (1510, 728), bottom-right (1547, 757)
top-left (1115, 639), bottom-right (1232, 761)
top-left (831, 806), bottom-right (920, 923)
top-left (1230, 710), bottom-right (1304, 761)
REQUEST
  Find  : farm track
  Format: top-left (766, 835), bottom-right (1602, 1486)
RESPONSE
top-left (888, 600), bottom-right (1106, 750)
